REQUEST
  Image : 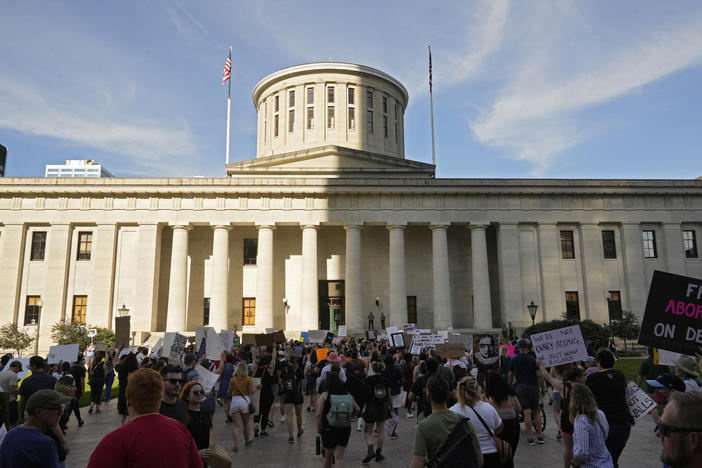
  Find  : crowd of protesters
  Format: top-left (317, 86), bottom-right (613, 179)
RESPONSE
top-left (0, 334), bottom-right (701, 468)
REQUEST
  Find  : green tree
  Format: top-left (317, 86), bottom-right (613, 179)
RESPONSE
top-left (94, 327), bottom-right (115, 347)
top-left (51, 321), bottom-right (89, 351)
top-left (0, 323), bottom-right (35, 357)
top-left (611, 311), bottom-right (639, 351)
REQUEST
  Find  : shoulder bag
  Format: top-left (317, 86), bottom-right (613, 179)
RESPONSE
top-left (469, 405), bottom-right (512, 463)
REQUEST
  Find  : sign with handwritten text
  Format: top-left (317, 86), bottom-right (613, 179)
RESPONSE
top-left (530, 324), bottom-right (588, 367)
top-left (625, 382), bottom-right (656, 420)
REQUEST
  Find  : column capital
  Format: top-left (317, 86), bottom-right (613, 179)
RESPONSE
top-left (387, 224), bottom-right (406, 231)
top-left (170, 224), bottom-right (192, 231)
top-left (429, 224), bottom-right (450, 231)
top-left (469, 223), bottom-right (489, 231)
top-left (343, 224), bottom-right (363, 231)
top-left (256, 224), bottom-right (276, 231)
top-left (212, 224), bottom-right (232, 231)
top-left (300, 224), bottom-right (320, 231)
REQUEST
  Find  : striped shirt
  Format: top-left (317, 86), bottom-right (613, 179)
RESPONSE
top-left (573, 410), bottom-right (614, 468)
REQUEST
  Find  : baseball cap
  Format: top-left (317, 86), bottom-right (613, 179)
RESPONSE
top-left (646, 373), bottom-right (685, 392)
top-left (26, 389), bottom-right (72, 414)
top-left (517, 339), bottom-right (530, 348)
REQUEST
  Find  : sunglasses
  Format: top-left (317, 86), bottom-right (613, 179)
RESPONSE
top-left (655, 421), bottom-right (702, 437)
top-left (191, 390), bottom-right (203, 396)
top-left (167, 378), bottom-right (183, 385)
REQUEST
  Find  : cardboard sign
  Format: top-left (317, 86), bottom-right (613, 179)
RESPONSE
top-left (390, 332), bottom-right (405, 348)
top-left (531, 325), bottom-right (588, 367)
top-left (435, 343), bottom-right (465, 359)
top-left (338, 325), bottom-right (348, 337)
top-left (220, 331), bottom-right (234, 351)
top-left (625, 381), bottom-right (656, 420)
top-left (448, 333), bottom-right (473, 351)
top-left (150, 338), bottom-right (163, 358)
top-left (386, 326), bottom-right (399, 338)
top-left (162, 332), bottom-right (176, 358)
top-left (114, 316), bottom-right (131, 347)
top-left (119, 346), bottom-right (138, 357)
top-left (316, 348), bottom-right (329, 362)
top-left (241, 334), bottom-right (256, 345)
top-left (205, 328), bottom-right (225, 360)
top-left (273, 330), bottom-right (287, 344)
top-left (500, 344), bottom-right (516, 357)
top-left (308, 330), bottom-right (329, 344)
top-left (195, 364), bottom-right (219, 393)
top-left (639, 270), bottom-right (702, 356)
top-left (95, 342), bottom-right (109, 353)
top-left (254, 333), bottom-right (274, 346)
top-left (48, 344), bottom-right (80, 364)
top-left (169, 333), bottom-right (187, 365)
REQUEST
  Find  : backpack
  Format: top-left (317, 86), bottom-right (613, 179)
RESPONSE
top-left (326, 394), bottom-right (353, 428)
top-left (426, 418), bottom-right (480, 468)
top-left (373, 383), bottom-right (387, 400)
top-left (284, 377), bottom-right (297, 395)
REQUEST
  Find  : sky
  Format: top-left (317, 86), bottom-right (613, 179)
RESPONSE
top-left (1, 1), bottom-right (702, 179)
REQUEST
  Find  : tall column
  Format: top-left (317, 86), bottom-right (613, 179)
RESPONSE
top-left (470, 224), bottom-right (492, 329)
top-left (388, 225), bottom-right (407, 328)
top-left (255, 225), bottom-right (275, 331)
top-left (41, 224), bottom-right (72, 352)
top-left (166, 225), bottom-right (190, 332)
top-left (210, 225), bottom-right (231, 330)
top-left (344, 225), bottom-right (363, 332)
top-left (301, 225), bottom-right (319, 331)
top-left (621, 223), bottom-right (646, 317)
top-left (663, 223), bottom-right (685, 276)
top-left (580, 224), bottom-right (606, 322)
top-left (497, 223), bottom-right (523, 326)
top-left (135, 224), bottom-right (162, 331)
top-left (90, 224), bottom-right (118, 329)
top-left (431, 224), bottom-right (452, 329)
top-left (0, 224), bottom-right (26, 323)
top-left (537, 223), bottom-right (561, 322)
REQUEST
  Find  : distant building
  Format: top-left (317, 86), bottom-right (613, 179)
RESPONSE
top-left (0, 144), bottom-right (6, 177)
top-left (45, 159), bottom-right (114, 178)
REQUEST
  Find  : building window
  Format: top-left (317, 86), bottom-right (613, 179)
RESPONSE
top-left (348, 108), bottom-right (355, 130)
top-left (642, 230), bottom-right (657, 258)
top-left (683, 230), bottom-right (698, 258)
top-left (274, 115), bottom-right (279, 137)
top-left (72, 295), bottom-right (87, 324)
top-left (395, 122), bottom-right (398, 143)
top-left (77, 231), bottom-right (92, 260)
top-left (31, 231), bottom-right (47, 261)
top-left (307, 87), bottom-right (314, 105)
top-left (243, 239), bottom-right (257, 265)
top-left (367, 111), bottom-right (373, 133)
top-left (560, 230), bottom-right (575, 259)
top-left (602, 230), bottom-right (616, 259)
top-left (288, 110), bottom-right (295, 132)
top-left (327, 106), bottom-right (335, 129)
top-left (242, 298), bottom-right (256, 326)
top-left (328, 86), bottom-right (335, 103)
top-left (348, 87), bottom-right (355, 105)
top-left (289, 90), bottom-right (295, 107)
top-left (407, 296), bottom-right (417, 324)
top-left (307, 107), bottom-right (314, 129)
top-left (607, 291), bottom-right (622, 322)
top-left (382, 96), bottom-right (387, 114)
top-left (565, 291), bottom-right (580, 321)
top-left (274, 95), bottom-right (279, 112)
top-left (383, 115), bottom-right (388, 137)
top-left (203, 298), bottom-right (210, 325)
top-left (24, 296), bottom-right (41, 325)
top-left (366, 90), bottom-right (373, 109)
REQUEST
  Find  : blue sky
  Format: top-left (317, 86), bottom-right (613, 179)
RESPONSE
top-left (1, 1), bottom-right (701, 179)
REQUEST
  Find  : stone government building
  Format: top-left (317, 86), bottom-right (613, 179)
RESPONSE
top-left (1, 63), bottom-right (701, 352)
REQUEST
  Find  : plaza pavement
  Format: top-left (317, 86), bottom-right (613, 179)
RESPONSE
top-left (63, 397), bottom-right (662, 467)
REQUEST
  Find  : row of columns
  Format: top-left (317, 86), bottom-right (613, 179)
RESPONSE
top-left (164, 223), bottom-right (493, 333)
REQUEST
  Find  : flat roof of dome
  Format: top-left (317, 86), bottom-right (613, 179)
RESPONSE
top-left (252, 62), bottom-right (409, 108)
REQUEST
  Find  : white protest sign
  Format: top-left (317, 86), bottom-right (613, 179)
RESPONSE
top-left (15, 358), bottom-right (30, 380)
top-left (409, 337), bottom-right (423, 355)
top-left (162, 332), bottom-right (176, 358)
top-left (338, 325), bottom-right (348, 337)
top-left (308, 330), bottom-right (329, 343)
top-left (437, 330), bottom-right (449, 340)
top-left (169, 333), bottom-right (187, 365)
top-left (265, 328), bottom-right (276, 334)
top-left (47, 344), bottom-right (80, 364)
top-left (119, 346), bottom-right (138, 357)
top-left (390, 332), bottom-right (405, 348)
top-left (530, 324), bottom-right (588, 367)
top-left (150, 338), bottom-right (163, 358)
top-left (195, 326), bottom-right (213, 350)
top-left (448, 333), bottom-right (474, 351)
top-left (205, 328), bottom-right (225, 360)
top-left (220, 330), bottom-right (235, 351)
top-left (87, 328), bottom-right (97, 338)
top-left (195, 364), bottom-right (219, 393)
top-left (657, 349), bottom-right (681, 366)
top-left (625, 382), bottom-right (656, 420)
top-left (415, 329), bottom-right (431, 334)
top-left (385, 326), bottom-right (399, 338)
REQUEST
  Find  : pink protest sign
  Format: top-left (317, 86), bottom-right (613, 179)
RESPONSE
top-left (500, 344), bottom-right (516, 357)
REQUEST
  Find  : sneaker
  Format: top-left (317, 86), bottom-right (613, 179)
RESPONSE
top-left (232, 446), bottom-right (238, 453)
top-left (267, 421), bottom-right (274, 428)
top-left (88, 408), bottom-right (93, 414)
top-left (537, 436), bottom-right (545, 445)
top-left (78, 419), bottom-right (85, 427)
top-left (528, 438), bottom-right (535, 446)
top-left (297, 428), bottom-right (304, 437)
top-left (406, 412), bottom-right (413, 418)
top-left (390, 432), bottom-right (398, 440)
top-left (288, 436), bottom-right (295, 444)
top-left (217, 398), bottom-right (224, 407)
top-left (281, 415), bottom-right (287, 423)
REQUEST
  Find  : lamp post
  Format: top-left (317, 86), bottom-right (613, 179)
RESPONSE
top-left (118, 304), bottom-right (129, 317)
top-left (527, 300), bottom-right (538, 327)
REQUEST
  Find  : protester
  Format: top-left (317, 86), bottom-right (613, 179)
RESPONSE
top-left (228, 361), bottom-right (256, 452)
top-left (382, 354), bottom-right (403, 439)
top-left (52, 377), bottom-right (76, 467)
top-left (410, 375), bottom-right (482, 468)
top-left (19, 356), bottom-right (58, 420)
top-left (585, 348), bottom-right (633, 468)
top-left (657, 390), bottom-right (702, 468)
top-left (401, 354), bottom-right (416, 418)
top-left (316, 371), bottom-right (360, 468)
top-left (584, 356), bottom-right (599, 376)
top-left (361, 360), bottom-right (391, 463)
top-left (103, 352), bottom-right (115, 403)
top-left (180, 381), bottom-right (213, 465)
top-left (87, 354), bottom-right (105, 415)
top-left (321, 351), bottom-right (347, 382)
top-left (569, 383), bottom-right (614, 468)
top-left (498, 345), bottom-right (511, 382)
top-left (257, 343), bottom-right (278, 437)
top-left (0, 360), bottom-right (22, 429)
top-left (115, 352), bottom-right (139, 424)
top-left (450, 375), bottom-right (503, 468)
top-left (508, 339), bottom-right (545, 445)
top-left (0, 389), bottom-right (71, 468)
top-left (217, 352), bottom-right (236, 423)
top-left (55, 373), bottom-right (83, 431)
top-left (87, 368), bottom-right (202, 467)
top-left (305, 349), bottom-right (320, 412)
top-left (182, 353), bottom-right (200, 383)
top-left (281, 356), bottom-right (305, 444)
top-left (486, 370), bottom-right (521, 468)
top-left (69, 358), bottom-right (86, 420)
top-left (160, 365), bottom-right (188, 424)
top-left (673, 355), bottom-right (700, 392)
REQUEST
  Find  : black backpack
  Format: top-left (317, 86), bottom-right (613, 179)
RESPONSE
top-left (426, 418), bottom-right (480, 468)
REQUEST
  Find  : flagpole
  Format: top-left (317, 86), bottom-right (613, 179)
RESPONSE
top-left (429, 45), bottom-right (436, 175)
top-left (225, 43), bottom-right (232, 167)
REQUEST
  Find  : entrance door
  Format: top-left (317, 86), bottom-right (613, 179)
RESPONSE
top-left (319, 280), bottom-right (345, 330)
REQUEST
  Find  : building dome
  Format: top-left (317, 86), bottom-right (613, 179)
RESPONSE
top-left (252, 63), bottom-right (408, 159)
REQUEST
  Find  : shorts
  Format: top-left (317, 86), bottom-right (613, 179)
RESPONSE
top-left (391, 392), bottom-right (404, 409)
top-left (230, 395), bottom-right (251, 414)
top-left (306, 375), bottom-right (317, 394)
top-left (284, 392), bottom-right (304, 406)
top-left (516, 385), bottom-right (540, 412)
top-left (321, 425), bottom-right (352, 449)
top-left (551, 390), bottom-right (561, 403)
top-left (363, 400), bottom-right (390, 424)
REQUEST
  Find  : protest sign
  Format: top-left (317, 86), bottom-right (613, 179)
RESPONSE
top-left (162, 332), bottom-right (176, 358)
top-left (220, 331), bottom-right (234, 351)
top-left (366, 330), bottom-right (377, 341)
top-left (390, 332), bottom-right (405, 348)
top-left (415, 329), bottom-right (431, 334)
top-left (386, 326), bottom-right (399, 338)
top-left (48, 344), bottom-right (80, 364)
top-left (657, 349), bottom-right (681, 366)
top-left (308, 330), bottom-right (328, 343)
top-left (254, 333), bottom-right (274, 346)
top-left (195, 364), bottom-right (219, 393)
top-left (639, 270), bottom-right (702, 356)
top-left (232, 335), bottom-right (241, 347)
top-left (316, 348), bottom-right (329, 362)
top-left (241, 334), bottom-right (256, 345)
top-left (338, 325), bottom-right (348, 337)
top-left (150, 338), bottom-right (163, 358)
top-left (625, 382), bottom-right (656, 420)
top-left (437, 330), bottom-right (449, 341)
top-left (403, 323), bottom-right (416, 334)
top-left (95, 342), bottom-right (109, 353)
top-left (169, 333), bottom-right (187, 365)
top-left (325, 331), bottom-right (334, 344)
top-left (205, 328), bottom-right (225, 360)
top-left (114, 316), bottom-right (131, 347)
top-left (530, 325), bottom-right (588, 367)
top-left (195, 326), bottom-right (213, 350)
top-left (273, 330), bottom-right (287, 344)
top-left (15, 358), bottom-right (30, 379)
top-left (435, 343), bottom-right (465, 359)
top-left (300, 331), bottom-right (309, 343)
top-left (409, 337), bottom-right (423, 355)
top-left (119, 346), bottom-right (138, 357)
top-left (499, 344), bottom-right (516, 357)
top-left (87, 328), bottom-right (97, 338)
top-left (448, 333), bottom-right (473, 351)
top-left (265, 328), bottom-right (276, 334)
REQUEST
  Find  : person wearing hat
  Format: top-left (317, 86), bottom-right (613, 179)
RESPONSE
top-left (673, 355), bottom-right (701, 392)
top-left (0, 389), bottom-right (71, 467)
top-left (0, 360), bottom-right (22, 428)
top-left (320, 352), bottom-right (347, 384)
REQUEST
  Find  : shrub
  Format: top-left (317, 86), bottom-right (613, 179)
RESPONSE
top-left (0, 323), bottom-right (34, 357)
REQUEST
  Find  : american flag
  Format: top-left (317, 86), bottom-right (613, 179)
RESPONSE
top-left (222, 56), bottom-right (231, 85)
top-left (428, 45), bottom-right (432, 93)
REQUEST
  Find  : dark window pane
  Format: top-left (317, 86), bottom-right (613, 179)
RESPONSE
top-left (607, 291), bottom-right (622, 321)
top-left (683, 230), bottom-right (698, 258)
top-left (244, 239), bottom-right (257, 265)
top-left (407, 296), bottom-right (417, 324)
top-left (602, 230), bottom-right (616, 259)
top-left (203, 298), bottom-right (210, 326)
top-left (77, 231), bottom-right (92, 260)
top-left (31, 231), bottom-right (46, 261)
top-left (560, 230), bottom-right (575, 259)
top-left (565, 291), bottom-right (580, 321)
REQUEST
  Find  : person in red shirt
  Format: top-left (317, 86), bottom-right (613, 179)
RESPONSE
top-left (87, 368), bottom-right (202, 468)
